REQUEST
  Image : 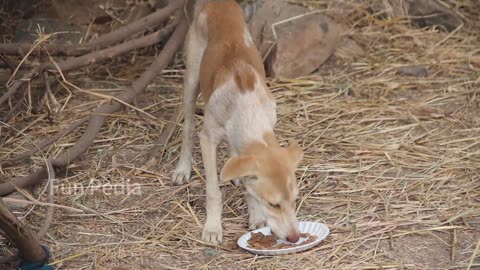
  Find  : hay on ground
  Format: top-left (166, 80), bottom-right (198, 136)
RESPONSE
top-left (1, 0), bottom-right (479, 269)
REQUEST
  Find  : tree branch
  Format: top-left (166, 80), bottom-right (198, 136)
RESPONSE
top-left (0, 13), bottom-right (188, 196)
top-left (0, 0), bottom-right (185, 57)
top-left (0, 23), bottom-right (177, 108)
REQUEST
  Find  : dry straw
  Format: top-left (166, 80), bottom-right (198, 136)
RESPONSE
top-left (1, 0), bottom-right (479, 269)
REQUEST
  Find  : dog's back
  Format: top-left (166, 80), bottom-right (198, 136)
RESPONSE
top-left (192, 0), bottom-right (266, 101)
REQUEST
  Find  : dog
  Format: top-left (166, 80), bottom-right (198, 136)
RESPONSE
top-left (172, 0), bottom-right (304, 245)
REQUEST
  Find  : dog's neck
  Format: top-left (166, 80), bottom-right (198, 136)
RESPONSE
top-left (239, 132), bottom-right (279, 156)
top-left (225, 85), bottom-right (277, 153)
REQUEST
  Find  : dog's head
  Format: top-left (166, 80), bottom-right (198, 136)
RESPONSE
top-left (220, 138), bottom-right (304, 243)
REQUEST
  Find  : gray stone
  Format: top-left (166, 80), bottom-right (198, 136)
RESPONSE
top-left (204, 248), bottom-right (220, 258)
top-left (397, 65), bottom-right (429, 77)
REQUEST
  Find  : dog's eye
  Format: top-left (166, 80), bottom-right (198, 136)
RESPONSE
top-left (269, 202), bottom-right (281, 209)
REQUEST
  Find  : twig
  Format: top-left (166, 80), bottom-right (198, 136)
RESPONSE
top-left (467, 239), bottom-right (480, 270)
top-left (44, 23), bottom-right (177, 74)
top-left (1, 89), bottom-right (26, 123)
top-left (37, 160), bottom-right (54, 239)
top-left (144, 107), bottom-right (183, 167)
top-left (0, 69), bottom-right (37, 108)
top-left (1, 197), bottom-right (82, 213)
top-left (87, 1), bottom-right (184, 48)
top-left (0, 54), bottom-right (15, 72)
top-left (38, 71), bottom-right (54, 115)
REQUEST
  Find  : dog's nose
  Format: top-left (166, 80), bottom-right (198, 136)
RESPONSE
top-left (286, 232), bottom-right (300, 243)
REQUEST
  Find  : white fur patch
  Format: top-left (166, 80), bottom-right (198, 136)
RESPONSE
top-left (204, 70), bottom-right (276, 151)
top-left (243, 26), bottom-right (254, 47)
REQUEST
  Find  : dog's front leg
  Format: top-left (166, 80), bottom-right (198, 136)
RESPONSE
top-left (246, 193), bottom-right (266, 230)
top-left (200, 130), bottom-right (223, 244)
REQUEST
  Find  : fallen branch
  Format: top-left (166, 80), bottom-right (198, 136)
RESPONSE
top-left (3, 116), bottom-right (89, 166)
top-left (0, 0), bottom-right (185, 57)
top-left (45, 22), bottom-right (178, 74)
top-left (0, 11), bottom-right (188, 196)
top-left (0, 69), bottom-right (36, 108)
top-left (37, 71), bottom-right (56, 116)
top-left (144, 107), bottom-right (182, 168)
top-left (0, 54), bottom-right (15, 72)
top-left (36, 160), bottom-right (55, 239)
top-left (1, 89), bottom-right (27, 123)
top-left (0, 23), bottom-right (177, 108)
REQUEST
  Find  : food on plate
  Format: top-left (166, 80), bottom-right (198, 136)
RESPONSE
top-left (247, 232), bottom-right (317, 250)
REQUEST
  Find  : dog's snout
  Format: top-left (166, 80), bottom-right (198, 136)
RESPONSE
top-left (286, 231), bottom-right (300, 243)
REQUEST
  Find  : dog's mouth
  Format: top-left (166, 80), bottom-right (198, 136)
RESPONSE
top-left (269, 228), bottom-right (300, 243)
top-left (267, 221), bottom-right (288, 240)
top-left (266, 218), bottom-right (300, 243)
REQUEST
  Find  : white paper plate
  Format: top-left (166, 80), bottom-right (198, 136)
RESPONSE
top-left (237, 221), bottom-right (329, 256)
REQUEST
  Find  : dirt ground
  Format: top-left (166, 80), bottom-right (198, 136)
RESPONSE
top-left (1, 0), bottom-right (480, 269)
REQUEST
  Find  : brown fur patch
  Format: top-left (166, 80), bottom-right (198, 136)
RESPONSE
top-left (198, 0), bottom-right (266, 101)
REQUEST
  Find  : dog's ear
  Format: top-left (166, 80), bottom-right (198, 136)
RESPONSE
top-left (287, 140), bottom-right (304, 168)
top-left (220, 156), bottom-right (257, 182)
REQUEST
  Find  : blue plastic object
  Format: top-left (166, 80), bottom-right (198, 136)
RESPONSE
top-left (18, 245), bottom-right (54, 270)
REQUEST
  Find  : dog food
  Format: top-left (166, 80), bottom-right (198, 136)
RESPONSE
top-left (247, 232), bottom-right (317, 250)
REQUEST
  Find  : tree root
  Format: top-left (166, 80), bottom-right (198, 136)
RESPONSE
top-left (0, 9), bottom-right (188, 196)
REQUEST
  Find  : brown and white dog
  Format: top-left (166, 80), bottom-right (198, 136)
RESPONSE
top-left (173, 0), bottom-right (304, 245)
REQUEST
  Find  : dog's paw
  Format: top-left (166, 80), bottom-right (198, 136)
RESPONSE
top-left (172, 163), bottom-right (191, 185)
top-left (202, 222), bottom-right (223, 245)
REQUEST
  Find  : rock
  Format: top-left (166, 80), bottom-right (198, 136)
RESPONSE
top-left (2, 193), bottom-right (30, 211)
top-left (204, 248), bottom-right (220, 258)
top-left (397, 65), bottom-right (429, 77)
top-left (247, 0), bottom-right (277, 58)
top-left (406, 0), bottom-right (464, 32)
top-left (248, 0), bottom-right (342, 78)
top-left (374, 0), bottom-right (463, 32)
top-left (268, 14), bottom-right (341, 78)
top-left (411, 106), bottom-right (444, 119)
